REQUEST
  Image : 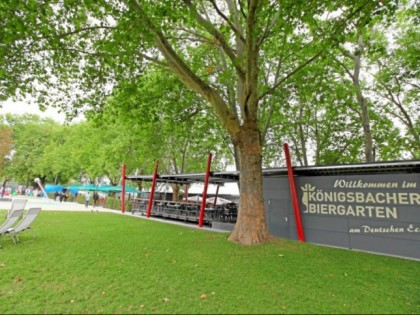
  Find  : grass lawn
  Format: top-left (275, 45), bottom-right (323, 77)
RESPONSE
top-left (0, 210), bottom-right (419, 314)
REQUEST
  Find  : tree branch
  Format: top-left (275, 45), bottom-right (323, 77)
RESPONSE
top-left (127, 0), bottom-right (240, 135)
top-left (182, 0), bottom-right (245, 82)
top-left (259, 51), bottom-right (322, 100)
top-left (208, 0), bottom-right (245, 43)
top-left (257, 5), bottom-right (281, 47)
top-left (329, 51), bottom-right (355, 80)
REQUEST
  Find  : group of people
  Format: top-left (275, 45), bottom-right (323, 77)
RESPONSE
top-left (85, 191), bottom-right (100, 210)
top-left (1, 186), bottom-right (43, 198)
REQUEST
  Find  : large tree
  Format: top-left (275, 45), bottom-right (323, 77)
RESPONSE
top-left (0, 1), bottom-right (395, 244)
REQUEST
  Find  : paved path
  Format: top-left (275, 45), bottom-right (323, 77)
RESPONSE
top-left (0, 196), bottom-right (227, 233)
top-left (0, 195), bottom-right (114, 212)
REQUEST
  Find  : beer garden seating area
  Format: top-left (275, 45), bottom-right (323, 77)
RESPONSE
top-left (127, 170), bottom-right (241, 227)
top-left (131, 198), bottom-right (238, 226)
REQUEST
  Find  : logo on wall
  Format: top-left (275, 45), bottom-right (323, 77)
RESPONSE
top-left (301, 183), bottom-right (315, 212)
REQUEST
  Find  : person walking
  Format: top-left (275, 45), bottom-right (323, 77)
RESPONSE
top-left (85, 192), bottom-right (91, 209)
top-left (93, 191), bottom-right (99, 212)
top-left (93, 192), bottom-right (99, 206)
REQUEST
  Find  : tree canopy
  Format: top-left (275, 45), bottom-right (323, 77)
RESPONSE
top-left (0, 0), bottom-right (418, 244)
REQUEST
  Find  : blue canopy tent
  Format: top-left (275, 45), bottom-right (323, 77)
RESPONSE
top-left (97, 185), bottom-right (141, 194)
top-left (65, 184), bottom-right (81, 195)
top-left (44, 184), bottom-right (64, 193)
top-left (65, 184), bottom-right (98, 195)
top-left (65, 184), bottom-right (138, 194)
top-left (77, 184), bottom-right (98, 191)
top-left (96, 185), bottom-right (114, 191)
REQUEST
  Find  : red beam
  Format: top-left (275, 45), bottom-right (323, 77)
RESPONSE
top-left (121, 163), bottom-right (126, 213)
top-left (146, 160), bottom-right (159, 218)
top-left (198, 152), bottom-right (212, 227)
top-left (283, 143), bottom-right (305, 242)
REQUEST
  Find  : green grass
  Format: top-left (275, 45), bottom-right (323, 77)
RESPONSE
top-left (0, 210), bottom-right (419, 314)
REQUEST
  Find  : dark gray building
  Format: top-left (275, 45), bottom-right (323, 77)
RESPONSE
top-left (263, 160), bottom-right (420, 260)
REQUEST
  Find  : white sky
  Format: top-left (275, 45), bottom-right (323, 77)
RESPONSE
top-left (0, 100), bottom-right (68, 123)
top-left (155, 182), bottom-right (240, 196)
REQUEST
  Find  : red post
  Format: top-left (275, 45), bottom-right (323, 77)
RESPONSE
top-left (198, 152), bottom-right (212, 227)
top-left (283, 143), bottom-right (305, 242)
top-left (146, 160), bottom-right (159, 218)
top-left (121, 163), bottom-right (126, 213)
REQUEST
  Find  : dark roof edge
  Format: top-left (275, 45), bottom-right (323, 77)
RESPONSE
top-left (126, 160), bottom-right (420, 183)
top-left (264, 159), bottom-right (420, 176)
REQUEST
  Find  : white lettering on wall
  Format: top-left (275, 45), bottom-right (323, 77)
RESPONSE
top-left (333, 180), bottom-right (399, 189)
top-left (349, 224), bottom-right (420, 234)
top-left (300, 180), bottom-right (419, 222)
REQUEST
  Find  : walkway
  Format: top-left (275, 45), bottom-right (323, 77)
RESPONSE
top-left (0, 196), bottom-right (228, 233)
top-left (0, 195), bottom-right (114, 212)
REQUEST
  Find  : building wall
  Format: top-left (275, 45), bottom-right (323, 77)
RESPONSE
top-left (263, 172), bottom-right (420, 260)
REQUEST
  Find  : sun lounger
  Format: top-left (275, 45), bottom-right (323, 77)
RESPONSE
top-left (4, 207), bottom-right (42, 244)
top-left (0, 209), bottom-right (24, 235)
top-left (0, 209), bottom-right (24, 249)
top-left (7, 199), bottom-right (27, 219)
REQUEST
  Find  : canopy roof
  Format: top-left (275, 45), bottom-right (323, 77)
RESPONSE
top-left (206, 196), bottom-right (236, 205)
top-left (126, 171), bottom-right (239, 186)
top-left (126, 160), bottom-right (420, 185)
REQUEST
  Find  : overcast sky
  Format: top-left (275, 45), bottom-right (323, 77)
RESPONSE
top-left (0, 100), bottom-right (67, 123)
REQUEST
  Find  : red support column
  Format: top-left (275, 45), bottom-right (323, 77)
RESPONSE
top-left (283, 143), bottom-right (305, 242)
top-left (146, 160), bottom-right (159, 218)
top-left (198, 152), bottom-right (212, 227)
top-left (121, 163), bottom-right (126, 214)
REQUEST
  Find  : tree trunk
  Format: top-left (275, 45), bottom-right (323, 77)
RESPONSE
top-left (358, 93), bottom-right (374, 162)
top-left (1, 179), bottom-right (8, 198)
top-left (171, 184), bottom-right (180, 201)
top-left (136, 181), bottom-right (143, 192)
top-left (353, 35), bottom-right (374, 162)
top-left (298, 104), bottom-right (309, 166)
top-left (228, 124), bottom-right (272, 245)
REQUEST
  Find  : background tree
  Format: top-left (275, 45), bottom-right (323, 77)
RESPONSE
top-left (260, 1), bottom-right (417, 166)
top-left (4, 114), bottom-right (62, 186)
top-left (368, 3), bottom-right (420, 158)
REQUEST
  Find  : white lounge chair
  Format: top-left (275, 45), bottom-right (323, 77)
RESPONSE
top-left (0, 209), bottom-right (24, 235)
top-left (7, 199), bottom-right (27, 219)
top-left (5, 207), bottom-right (42, 244)
top-left (0, 209), bottom-right (24, 249)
